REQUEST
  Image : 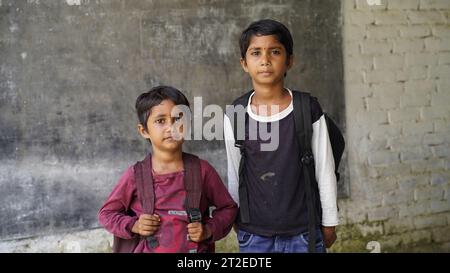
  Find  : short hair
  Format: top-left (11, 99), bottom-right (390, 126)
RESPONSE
top-left (135, 85), bottom-right (190, 131)
top-left (239, 19), bottom-right (293, 60)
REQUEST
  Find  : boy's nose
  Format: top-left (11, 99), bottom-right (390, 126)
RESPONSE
top-left (260, 53), bottom-right (270, 66)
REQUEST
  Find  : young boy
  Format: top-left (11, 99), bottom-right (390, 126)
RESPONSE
top-left (99, 86), bottom-right (237, 253)
top-left (224, 19), bottom-right (338, 253)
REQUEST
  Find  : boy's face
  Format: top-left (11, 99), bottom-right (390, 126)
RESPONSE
top-left (240, 34), bottom-right (293, 87)
top-left (137, 99), bottom-right (185, 152)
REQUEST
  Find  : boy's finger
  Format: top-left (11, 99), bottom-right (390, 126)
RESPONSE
top-left (140, 221), bottom-right (161, 228)
top-left (187, 222), bottom-right (201, 229)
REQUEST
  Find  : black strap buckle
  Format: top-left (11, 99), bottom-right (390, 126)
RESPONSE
top-left (301, 152), bottom-right (314, 165)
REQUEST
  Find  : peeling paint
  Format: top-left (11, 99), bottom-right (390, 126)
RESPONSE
top-left (20, 52), bottom-right (27, 60)
top-left (66, 0), bottom-right (81, 6)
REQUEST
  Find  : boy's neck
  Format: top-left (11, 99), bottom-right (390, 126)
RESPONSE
top-left (151, 149), bottom-right (184, 174)
top-left (252, 81), bottom-right (288, 106)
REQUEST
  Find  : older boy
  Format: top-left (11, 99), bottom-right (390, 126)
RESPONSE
top-left (224, 19), bottom-right (338, 253)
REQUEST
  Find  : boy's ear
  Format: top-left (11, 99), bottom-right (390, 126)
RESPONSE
top-left (240, 58), bottom-right (249, 73)
top-left (287, 55), bottom-right (294, 70)
top-left (137, 124), bottom-right (151, 140)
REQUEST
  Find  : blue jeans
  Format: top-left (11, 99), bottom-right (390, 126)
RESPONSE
top-left (237, 229), bottom-right (327, 253)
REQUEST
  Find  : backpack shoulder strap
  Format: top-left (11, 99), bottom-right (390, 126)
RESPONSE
top-left (292, 90), bottom-right (318, 253)
top-left (133, 154), bottom-right (154, 214)
top-left (292, 90), bottom-right (313, 155)
top-left (230, 90), bottom-right (253, 146)
top-left (228, 90), bottom-right (253, 224)
top-left (182, 153), bottom-right (202, 210)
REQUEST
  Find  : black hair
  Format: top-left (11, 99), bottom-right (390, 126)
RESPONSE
top-left (135, 85), bottom-right (190, 132)
top-left (239, 19), bottom-right (293, 60)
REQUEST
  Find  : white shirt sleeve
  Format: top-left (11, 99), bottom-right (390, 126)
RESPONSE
top-left (224, 114), bottom-right (241, 206)
top-left (312, 115), bottom-right (339, 227)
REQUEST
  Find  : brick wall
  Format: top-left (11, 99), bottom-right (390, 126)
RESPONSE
top-left (336, 0), bottom-right (450, 252)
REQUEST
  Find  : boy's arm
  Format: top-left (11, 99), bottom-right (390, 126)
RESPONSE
top-left (98, 166), bottom-right (139, 239)
top-left (202, 161), bottom-right (238, 242)
top-left (223, 114), bottom-right (241, 206)
top-left (312, 114), bottom-right (339, 227)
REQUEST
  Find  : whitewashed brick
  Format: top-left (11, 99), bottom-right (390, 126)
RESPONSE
top-left (430, 65), bottom-right (450, 79)
top-left (414, 186), bottom-right (445, 200)
top-left (402, 121), bottom-right (434, 135)
top-left (410, 158), bottom-right (445, 174)
top-left (431, 226), bottom-right (450, 243)
top-left (420, 0), bottom-right (450, 10)
top-left (374, 55), bottom-right (405, 69)
top-left (368, 150), bottom-right (400, 166)
top-left (347, 71), bottom-right (365, 83)
top-left (383, 190), bottom-right (415, 205)
top-left (375, 11), bottom-right (409, 25)
top-left (424, 133), bottom-right (448, 145)
top-left (431, 172), bottom-right (450, 185)
top-left (365, 69), bottom-right (397, 83)
top-left (346, 25), bottom-right (367, 41)
top-left (414, 214), bottom-right (447, 229)
top-left (349, 10), bottom-right (376, 24)
top-left (388, 0), bottom-right (420, 10)
top-left (367, 25), bottom-right (399, 39)
top-left (420, 106), bottom-right (450, 120)
top-left (345, 41), bottom-right (361, 55)
top-left (396, 66), bottom-right (429, 81)
top-left (368, 206), bottom-right (398, 222)
top-left (432, 26), bottom-right (450, 38)
top-left (431, 144), bottom-right (450, 158)
top-left (369, 124), bottom-right (402, 139)
top-left (398, 25), bottom-right (431, 38)
top-left (389, 108), bottom-right (420, 123)
top-left (401, 230), bottom-right (433, 244)
top-left (393, 38), bottom-right (425, 53)
top-left (404, 80), bottom-right (435, 94)
top-left (388, 135), bottom-right (423, 148)
top-left (408, 11), bottom-right (447, 24)
top-left (398, 175), bottom-right (430, 191)
top-left (345, 56), bottom-right (374, 70)
top-left (373, 163), bottom-right (412, 177)
top-left (367, 95), bottom-right (399, 109)
top-left (438, 52), bottom-right (450, 64)
top-left (431, 89), bottom-right (450, 106)
top-left (400, 146), bottom-right (432, 162)
top-left (362, 40), bottom-right (393, 55)
top-left (425, 38), bottom-right (450, 52)
top-left (399, 201), bottom-right (429, 217)
top-left (434, 120), bottom-right (450, 132)
top-left (436, 80), bottom-right (450, 93)
top-left (372, 82), bottom-right (405, 95)
top-left (356, 110), bottom-right (389, 126)
top-left (429, 200), bottom-right (450, 213)
top-left (400, 90), bottom-right (430, 108)
top-left (384, 217), bottom-right (414, 234)
top-left (368, 177), bottom-right (399, 193)
top-left (405, 52), bottom-right (439, 66)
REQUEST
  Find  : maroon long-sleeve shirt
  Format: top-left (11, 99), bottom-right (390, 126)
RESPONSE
top-left (98, 158), bottom-right (237, 253)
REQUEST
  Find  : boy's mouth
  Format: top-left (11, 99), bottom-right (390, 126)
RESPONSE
top-left (258, 71), bottom-right (274, 76)
top-left (163, 136), bottom-right (181, 141)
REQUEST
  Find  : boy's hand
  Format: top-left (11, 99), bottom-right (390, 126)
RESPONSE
top-left (321, 226), bottom-right (337, 248)
top-left (187, 222), bottom-right (212, 242)
top-left (132, 214), bottom-right (160, 237)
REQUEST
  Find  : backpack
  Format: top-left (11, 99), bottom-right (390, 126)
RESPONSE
top-left (229, 90), bottom-right (345, 253)
top-left (112, 152), bottom-right (202, 253)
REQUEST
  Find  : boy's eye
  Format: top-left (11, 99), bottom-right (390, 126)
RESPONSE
top-left (155, 119), bottom-right (165, 124)
top-left (250, 51), bottom-right (260, 56)
top-left (272, 50), bottom-right (281, 55)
